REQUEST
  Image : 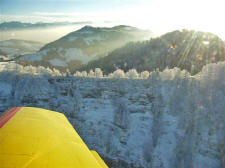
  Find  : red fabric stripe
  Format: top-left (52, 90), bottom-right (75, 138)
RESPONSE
top-left (0, 107), bottom-right (21, 128)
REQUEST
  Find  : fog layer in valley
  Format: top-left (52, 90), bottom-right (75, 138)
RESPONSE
top-left (0, 25), bottom-right (85, 43)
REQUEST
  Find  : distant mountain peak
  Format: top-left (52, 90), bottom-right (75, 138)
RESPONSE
top-left (80, 25), bottom-right (95, 30)
top-left (112, 25), bottom-right (138, 31)
top-left (77, 25), bottom-right (99, 34)
top-left (0, 21), bottom-right (92, 31)
top-left (19, 25), bottom-right (154, 70)
top-left (78, 25), bottom-right (138, 33)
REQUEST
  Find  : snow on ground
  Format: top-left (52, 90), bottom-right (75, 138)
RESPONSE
top-left (203, 41), bottom-right (210, 45)
top-left (0, 62), bottom-right (224, 168)
top-left (0, 82), bottom-right (11, 96)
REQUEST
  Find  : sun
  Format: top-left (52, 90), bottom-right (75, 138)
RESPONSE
top-left (121, 0), bottom-right (225, 40)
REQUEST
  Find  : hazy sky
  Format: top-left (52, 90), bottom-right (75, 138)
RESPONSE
top-left (1, 0), bottom-right (148, 14)
top-left (0, 0), bottom-right (225, 39)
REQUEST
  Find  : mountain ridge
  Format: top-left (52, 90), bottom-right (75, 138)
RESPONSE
top-left (0, 21), bottom-right (92, 31)
top-left (81, 29), bottom-right (225, 75)
top-left (18, 25), bottom-right (154, 70)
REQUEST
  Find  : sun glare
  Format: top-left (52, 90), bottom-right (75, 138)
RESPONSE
top-left (122, 0), bottom-right (224, 39)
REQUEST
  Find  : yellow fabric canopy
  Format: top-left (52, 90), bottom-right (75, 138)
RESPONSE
top-left (0, 107), bottom-right (108, 168)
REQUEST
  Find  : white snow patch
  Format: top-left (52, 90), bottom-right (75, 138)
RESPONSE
top-left (203, 41), bottom-right (209, 45)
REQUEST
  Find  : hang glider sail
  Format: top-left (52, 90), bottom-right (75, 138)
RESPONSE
top-left (0, 107), bottom-right (108, 168)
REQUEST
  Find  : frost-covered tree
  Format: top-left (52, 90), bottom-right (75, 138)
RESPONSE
top-left (140, 71), bottom-right (150, 79)
top-left (88, 69), bottom-right (95, 78)
top-left (0, 65), bottom-right (3, 72)
top-left (112, 97), bottom-right (129, 129)
top-left (126, 69), bottom-right (139, 79)
top-left (0, 61), bottom-right (225, 168)
top-left (52, 68), bottom-right (62, 76)
top-left (36, 66), bottom-right (51, 75)
top-left (112, 69), bottom-right (125, 78)
top-left (81, 71), bottom-right (87, 77)
top-left (74, 71), bottom-right (82, 77)
top-left (24, 65), bottom-right (36, 75)
top-left (6, 63), bottom-right (16, 72)
top-left (66, 68), bottom-right (71, 77)
top-left (95, 68), bottom-right (103, 78)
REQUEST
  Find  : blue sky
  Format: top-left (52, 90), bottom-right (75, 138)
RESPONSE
top-left (0, 0), bottom-right (224, 39)
top-left (0, 0), bottom-right (148, 15)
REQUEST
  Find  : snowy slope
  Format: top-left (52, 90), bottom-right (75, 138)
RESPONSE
top-left (19, 25), bottom-right (154, 70)
top-left (0, 62), bottom-right (224, 168)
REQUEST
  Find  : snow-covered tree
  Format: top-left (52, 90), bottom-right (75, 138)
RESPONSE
top-left (0, 61), bottom-right (225, 168)
top-left (0, 65), bottom-right (3, 72)
top-left (66, 69), bottom-right (71, 77)
top-left (88, 69), bottom-right (95, 78)
top-left (140, 71), bottom-right (150, 79)
top-left (52, 68), bottom-right (62, 76)
top-left (24, 65), bottom-right (36, 75)
top-left (126, 69), bottom-right (139, 79)
top-left (36, 66), bottom-right (50, 75)
top-left (74, 71), bottom-right (82, 77)
top-left (81, 71), bottom-right (87, 77)
top-left (95, 68), bottom-right (103, 78)
top-left (112, 69), bottom-right (125, 78)
top-left (107, 73), bottom-right (113, 78)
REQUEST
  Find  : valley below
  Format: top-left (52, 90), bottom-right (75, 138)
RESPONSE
top-left (0, 62), bottom-right (224, 168)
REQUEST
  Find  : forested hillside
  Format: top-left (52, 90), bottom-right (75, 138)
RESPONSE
top-left (18, 25), bottom-right (154, 71)
top-left (82, 30), bottom-right (225, 75)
